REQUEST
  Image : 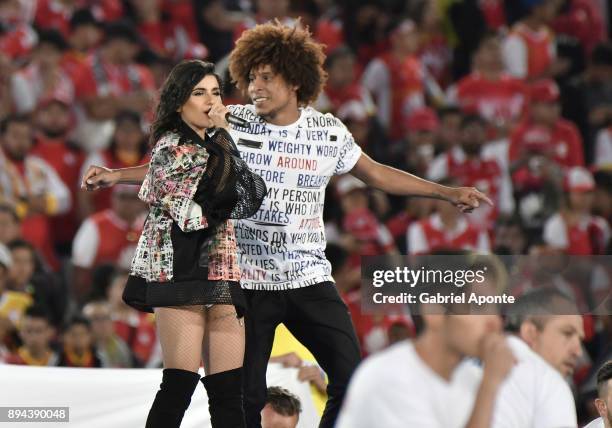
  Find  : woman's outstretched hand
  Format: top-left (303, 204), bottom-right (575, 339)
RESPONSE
top-left (81, 165), bottom-right (121, 191)
top-left (446, 186), bottom-right (494, 213)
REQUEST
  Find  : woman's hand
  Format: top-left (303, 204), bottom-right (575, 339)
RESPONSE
top-left (208, 101), bottom-right (229, 130)
top-left (446, 186), bottom-right (494, 213)
top-left (81, 165), bottom-right (121, 191)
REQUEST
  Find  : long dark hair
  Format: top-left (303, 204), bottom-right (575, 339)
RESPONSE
top-left (150, 59), bottom-right (222, 145)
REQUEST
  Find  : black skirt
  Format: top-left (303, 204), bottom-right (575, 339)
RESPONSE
top-left (123, 275), bottom-right (247, 318)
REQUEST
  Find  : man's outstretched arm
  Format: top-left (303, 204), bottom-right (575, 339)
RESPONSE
top-left (81, 163), bottom-right (150, 191)
top-left (350, 153), bottom-right (493, 213)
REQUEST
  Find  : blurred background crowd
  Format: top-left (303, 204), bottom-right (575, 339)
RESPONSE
top-left (0, 0), bottom-right (611, 424)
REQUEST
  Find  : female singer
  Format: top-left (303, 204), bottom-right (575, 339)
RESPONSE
top-left (123, 59), bottom-right (265, 428)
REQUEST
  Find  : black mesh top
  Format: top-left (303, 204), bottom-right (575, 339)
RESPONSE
top-left (178, 122), bottom-right (267, 226)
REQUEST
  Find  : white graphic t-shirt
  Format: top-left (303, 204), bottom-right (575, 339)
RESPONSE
top-left (228, 104), bottom-right (362, 290)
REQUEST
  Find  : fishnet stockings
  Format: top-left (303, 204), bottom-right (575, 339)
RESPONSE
top-left (154, 304), bottom-right (244, 375)
top-left (202, 305), bottom-right (245, 374)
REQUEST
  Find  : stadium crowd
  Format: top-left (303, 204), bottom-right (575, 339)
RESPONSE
top-left (0, 0), bottom-right (612, 425)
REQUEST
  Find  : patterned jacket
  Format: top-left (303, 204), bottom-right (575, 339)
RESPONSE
top-left (129, 130), bottom-right (241, 284)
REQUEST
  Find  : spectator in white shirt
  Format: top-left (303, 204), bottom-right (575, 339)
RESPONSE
top-left (585, 360), bottom-right (612, 428)
top-left (492, 287), bottom-right (582, 428)
top-left (506, 287), bottom-right (585, 377)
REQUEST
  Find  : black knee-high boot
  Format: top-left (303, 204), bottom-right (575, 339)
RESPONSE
top-left (145, 368), bottom-right (201, 428)
top-left (201, 367), bottom-right (246, 428)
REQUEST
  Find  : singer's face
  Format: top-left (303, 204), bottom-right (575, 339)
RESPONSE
top-left (179, 74), bottom-right (222, 131)
top-left (248, 65), bottom-right (298, 125)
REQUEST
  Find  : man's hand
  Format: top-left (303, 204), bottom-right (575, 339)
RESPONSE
top-left (81, 165), bottom-right (121, 191)
top-left (480, 334), bottom-right (516, 387)
top-left (446, 187), bottom-right (494, 213)
top-left (270, 352), bottom-right (303, 368)
top-left (298, 365), bottom-right (327, 394)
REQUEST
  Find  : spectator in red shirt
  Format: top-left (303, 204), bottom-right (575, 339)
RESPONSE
top-left (33, 0), bottom-right (124, 38)
top-left (79, 110), bottom-right (150, 216)
top-left (501, 0), bottom-right (569, 81)
top-left (68, 8), bottom-right (102, 53)
top-left (543, 166), bottom-right (610, 255)
top-left (448, 32), bottom-right (528, 137)
top-left (407, 177), bottom-right (491, 254)
top-left (510, 79), bottom-right (585, 188)
top-left (71, 184), bottom-right (145, 303)
top-left (428, 114), bottom-right (514, 229)
top-left (33, 0), bottom-right (80, 39)
top-left (411, 0), bottom-right (453, 88)
top-left (5, 305), bottom-right (58, 366)
top-left (32, 96), bottom-right (86, 251)
top-left (315, 45), bottom-right (374, 116)
top-left (0, 114), bottom-right (71, 270)
top-left (314, 4), bottom-right (345, 55)
top-left (10, 29), bottom-right (75, 114)
top-left (400, 107), bottom-right (439, 177)
top-left (362, 19), bottom-right (443, 141)
top-left (57, 315), bottom-right (103, 367)
top-left (62, 9), bottom-right (103, 80)
top-left (0, 0), bottom-right (38, 61)
top-left (509, 80), bottom-right (586, 229)
top-left (551, 0), bottom-right (605, 58)
top-left (384, 196), bottom-right (435, 254)
top-left (74, 21), bottom-right (155, 152)
top-left (479, 0), bottom-right (507, 29)
top-left (337, 175), bottom-right (398, 268)
top-left (130, 0), bottom-right (207, 61)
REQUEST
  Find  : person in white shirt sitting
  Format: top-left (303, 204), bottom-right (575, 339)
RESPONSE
top-left (584, 360), bottom-right (612, 428)
top-left (492, 287), bottom-right (583, 428)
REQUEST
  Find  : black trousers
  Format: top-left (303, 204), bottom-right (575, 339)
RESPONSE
top-left (243, 282), bottom-right (361, 428)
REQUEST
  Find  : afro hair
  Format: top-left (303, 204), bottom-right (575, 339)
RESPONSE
top-left (229, 20), bottom-right (327, 106)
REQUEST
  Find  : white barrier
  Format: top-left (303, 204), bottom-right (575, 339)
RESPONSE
top-left (0, 363), bottom-right (320, 427)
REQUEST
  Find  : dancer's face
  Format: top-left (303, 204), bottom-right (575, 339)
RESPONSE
top-left (248, 64), bottom-right (299, 126)
top-left (179, 74), bottom-right (222, 131)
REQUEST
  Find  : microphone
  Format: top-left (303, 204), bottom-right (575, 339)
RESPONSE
top-left (225, 113), bottom-right (249, 128)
